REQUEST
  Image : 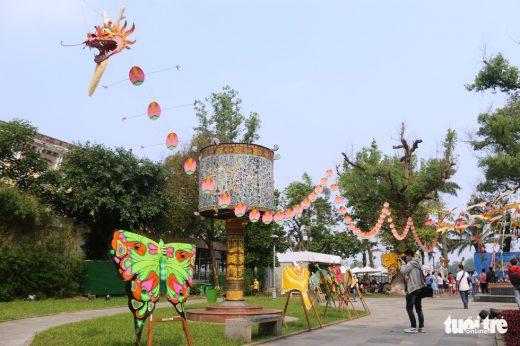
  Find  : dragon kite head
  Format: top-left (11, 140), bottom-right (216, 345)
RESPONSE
top-left (84, 8), bottom-right (135, 63)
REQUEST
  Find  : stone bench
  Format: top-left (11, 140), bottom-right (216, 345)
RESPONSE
top-left (224, 314), bottom-right (282, 342)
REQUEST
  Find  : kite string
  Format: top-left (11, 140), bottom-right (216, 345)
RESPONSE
top-left (79, 0), bottom-right (101, 15)
top-left (102, 66), bottom-right (180, 89)
top-left (122, 103), bottom-right (194, 121)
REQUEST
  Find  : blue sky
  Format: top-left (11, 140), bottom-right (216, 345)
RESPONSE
top-left (1, 1), bottom-right (519, 256)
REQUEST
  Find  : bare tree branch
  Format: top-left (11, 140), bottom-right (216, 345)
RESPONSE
top-left (342, 152), bottom-right (365, 171)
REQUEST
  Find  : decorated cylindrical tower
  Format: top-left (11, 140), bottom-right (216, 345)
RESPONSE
top-left (198, 143), bottom-right (275, 301)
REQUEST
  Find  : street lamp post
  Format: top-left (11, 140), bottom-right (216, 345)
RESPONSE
top-left (270, 234), bottom-right (279, 300)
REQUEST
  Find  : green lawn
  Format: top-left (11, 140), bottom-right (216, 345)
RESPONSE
top-left (31, 296), bottom-right (367, 346)
top-left (0, 296), bottom-right (129, 321)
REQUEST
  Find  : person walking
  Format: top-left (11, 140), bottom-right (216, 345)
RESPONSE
top-left (437, 274), bottom-right (444, 297)
top-left (487, 267), bottom-right (497, 284)
top-left (507, 258), bottom-right (520, 309)
top-left (471, 270), bottom-right (479, 296)
top-left (400, 249), bottom-right (425, 333)
top-left (456, 265), bottom-right (470, 309)
top-left (479, 268), bottom-right (488, 294)
top-left (431, 272), bottom-right (439, 298)
top-left (252, 278), bottom-right (260, 296)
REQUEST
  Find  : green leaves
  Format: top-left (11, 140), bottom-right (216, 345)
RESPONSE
top-left (58, 143), bottom-right (170, 259)
top-left (193, 86), bottom-right (261, 144)
top-left (469, 84), bottom-right (520, 192)
top-left (466, 54), bottom-right (520, 93)
top-left (0, 119), bottom-right (48, 191)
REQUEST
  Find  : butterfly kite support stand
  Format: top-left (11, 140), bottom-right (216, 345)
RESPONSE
top-left (282, 290), bottom-right (322, 331)
top-left (146, 314), bottom-right (193, 346)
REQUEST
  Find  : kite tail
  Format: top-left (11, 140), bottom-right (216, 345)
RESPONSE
top-left (88, 59), bottom-right (109, 96)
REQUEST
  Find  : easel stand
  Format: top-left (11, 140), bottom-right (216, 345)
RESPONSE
top-left (147, 313), bottom-right (193, 346)
top-left (354, 285), bottom-right (370, 314)
top-left (281, 290), bottom-right (322, 331)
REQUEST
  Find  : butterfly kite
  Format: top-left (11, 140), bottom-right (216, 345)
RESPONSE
top-left (83, 7), bottom-right (135, 96)
top-left (110, 230), bottom-right (196, 345)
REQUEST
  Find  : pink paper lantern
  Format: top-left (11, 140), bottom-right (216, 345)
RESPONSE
top-left (147, 101), bottom-right (161, 120)
top-left (320, 177), bottom-right (328, 185)
top-left (338, 206), bottom-right (347, 215)
top-left (129, 66), bottom-right (145, 86)
top-left (201, 177), bottom-right (214, 194)
top-left (218, 193), bottom-right (231, 208)
top-left (330, 183), bottom-right (338, 191)
top-left (294, 204), bottom-right (303, 215)
top-left (301, 199), bottom-right (311, 209)
top-left (325, 169), bottom-right (333, 177)
top-left (249, 209), bottom-right (260, 223)
top-left (165, 132), bottom-right (179, 150)
top-left (184, 157), bottom-right (197, 175)
top-left (262, 211), bottom-right (273, 224)
top-left (234, 203), bottom-right (247, 217)
top-left (274, 211), bottom-right (285, 225)
top-left (285, 208), bottom-right (294, 220)
top-left (314, 185), bottom-right (324, 193)
top-left (308, 192), bottom-right (318, 202)
top-left (334, 196), bottom-right (344, 204)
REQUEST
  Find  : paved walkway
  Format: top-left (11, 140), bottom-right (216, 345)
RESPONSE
top-left (263, 295), bottom-right (516, 346)
top-left (0, 300), bottom-right (205, 346)
top-left (1, 296), bottom-right (516, 346)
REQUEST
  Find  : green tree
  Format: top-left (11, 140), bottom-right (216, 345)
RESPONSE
top-left (339, 124), bottom-right (459, 256)
top-left (466, 53), bottom-right (520, 193)
top-left (470, 98), bottom-right (520, 192)
top-left (465, 53), bottom-right (520, 93)
top-left (194, 85), bottom-right (261, 143)
top-left (161, 142), bottom-right (227, 289)
top-left (0, 119), bottom-right (48, 191)
top-left (0, 186), bottom-right (52, 241)
top-left (56, 143), bottom-right (170, 259)
top-left (282, 173), bottom-right (336, 250)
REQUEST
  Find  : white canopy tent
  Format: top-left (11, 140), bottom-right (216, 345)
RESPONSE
top-left (277, 251), bottom-right (341, 264)
top-left (351, 266), bottom-right (381, 274)
top-left (375, 266), bottom-right (389, 274)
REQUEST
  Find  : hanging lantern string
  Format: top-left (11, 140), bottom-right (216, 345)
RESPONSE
top-left (140, 139), bottom-right (191, 149)
top-left (102, 65), bottom-right (181, 89)
top-left (122, 103), bottom-right (194, 121)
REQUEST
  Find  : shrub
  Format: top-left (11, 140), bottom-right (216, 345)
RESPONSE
top-left (499, 309), bottom-right (520, 346)
top-left (0, 243), bottom-right (83, 301)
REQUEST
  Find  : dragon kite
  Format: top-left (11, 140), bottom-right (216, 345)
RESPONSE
top-left (83, 7), bottom-right (135, 96)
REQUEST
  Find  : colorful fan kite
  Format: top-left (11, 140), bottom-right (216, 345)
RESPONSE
top-left (166, 132), bottom-right (179, 150)
top-left (129, 66), bottom-right (145, 85)
top-left (281, 264), bottom-right (312, 310)
top-left (83, 7), bottom-right (136, 96)
top-left (110, 230), bottom-right (195, 345)
top-left (147, 102), bottom-right (161, 120)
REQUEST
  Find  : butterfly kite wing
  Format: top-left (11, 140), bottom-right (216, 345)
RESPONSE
top-left (163, 242), bottom-right (196, 316)
top-left (111, 230), bottom-right (161, 323)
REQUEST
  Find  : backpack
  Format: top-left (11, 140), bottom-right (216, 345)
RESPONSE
top-left (509, 267), bottom-right (520, 286)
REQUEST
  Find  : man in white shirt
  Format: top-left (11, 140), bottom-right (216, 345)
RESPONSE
top-left (456, 264), bottom-right (470, 309)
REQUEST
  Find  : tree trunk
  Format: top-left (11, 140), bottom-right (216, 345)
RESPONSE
top-left (206, 239), bottom-right (220, 289)
top-left (362, 250), bottom-right (367, 267)
top-left (441, 233), bottom-right (448, 259)
top-left (419, 249), bottom-right (425, 265)
top-left (367, 242), bottom-right (375, 268)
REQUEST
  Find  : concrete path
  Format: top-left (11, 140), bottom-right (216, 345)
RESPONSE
top-left (262, 295), bottom-right (516, 346)
top-left (0, 299), bottom-right (205, 346)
